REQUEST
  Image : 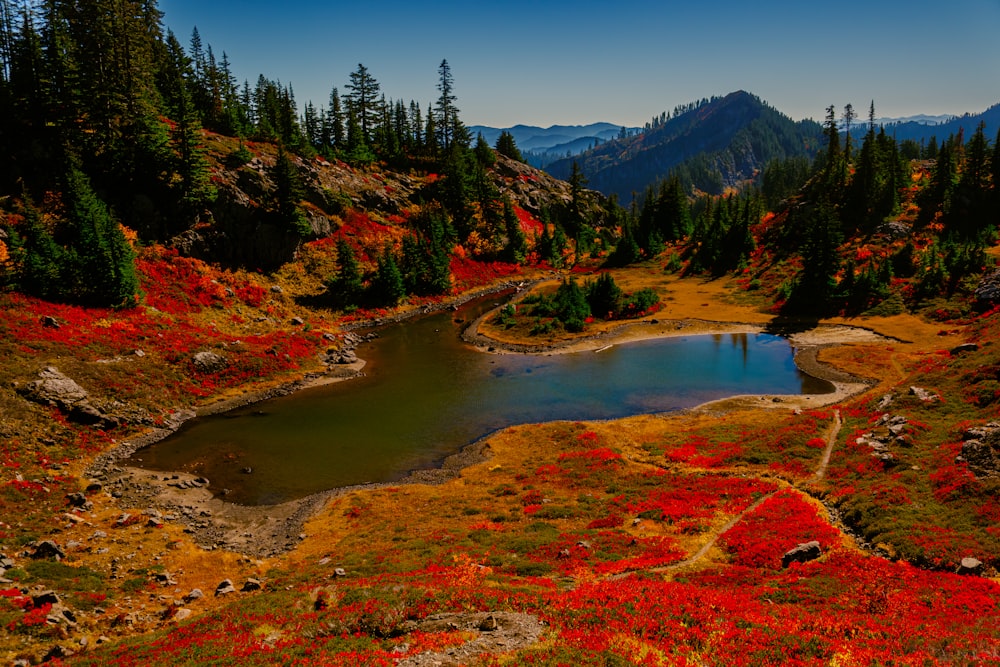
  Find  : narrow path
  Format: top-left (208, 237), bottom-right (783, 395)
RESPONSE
top-left (813, 409), bottom-right (842, 481)
top-left (606, 490), bottom-right (779, 580)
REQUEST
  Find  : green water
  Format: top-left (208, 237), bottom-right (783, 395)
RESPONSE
top-left (130, 297), bottom-right (831, 505)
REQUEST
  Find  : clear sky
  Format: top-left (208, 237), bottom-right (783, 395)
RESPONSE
top-left (157, 0), bottom-right (1000, 129)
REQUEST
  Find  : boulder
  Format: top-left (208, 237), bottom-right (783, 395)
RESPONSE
top-left (241, 578), bottom-right (262, 592)
top-left (214, 579), bottom-right (236, 596)
top-left (781, 541), bottom-right (822, 568)
top-left (957, 557), bottom-right (984, 576)
top-left (958, 424), bottom-right (1000, 478)
top-left (18, 367), bottom-right (112, 425)
top-left (192, 351), bottom-right (228, 374)
top-left (30, 540), bottom-right (66, 561)
top-left (950, 343), bottom-right (979, 355)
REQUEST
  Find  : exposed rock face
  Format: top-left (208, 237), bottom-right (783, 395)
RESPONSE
top-left (16, 367), bottom-right (114, 426)
top-left (781, 541), bottom-right (822, 568)
top-left (956, 422), bottom-right (1000, 478)
top-left (909, 386), bottom-right (941, 403)
top-left (974, 268), bottom-right (1000, 309)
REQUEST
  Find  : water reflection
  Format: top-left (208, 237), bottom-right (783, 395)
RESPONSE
top-left (130, 301), bottom-right (831, 505)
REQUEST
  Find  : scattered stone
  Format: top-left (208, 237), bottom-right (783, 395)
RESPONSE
top-left (270, 285), bottom-right (283, 294)
top-left (876, 393), bottom-right (895, 411)
top-left (781, 541), bottom-right (822, 568)
top-left (43, 645), bottom-right (75, 661)
top-left (333, 568), bottom-right (347, 578)
top-left (153, 572), bottom-right (177, 586)
top-left (290, 317), bottom-right (304, 326)
top-left (909, 386), bottom-right (941, 403)
top-left (215, 579), bottom-right (236, 596)
top-left (30, 540), bottom-right (66, 561)
top-left (42, 315), bottom-right (61, 329)
top-left (241, 467), bottom-right (253, 474)
top-left (957, 557), bottom-right (984, 576)
top-left (32, 590), bottom-right (61, 607)
top-left (85, 480), bottom-right (103, 493)
top-left (183, 588), bottom-right (204, 603)
top-left (241, 578), bottom-right (263, 592)
top-left (66, 492), bottom-right (92, 510)
top-left (478, 614), bottom-right (499, 631)
top-left (950, 343), bottom-right (979, 355)
top-left (173, 608), bottom-right (193, 622)
top-left (957, 422), bottom-right (1000, 478)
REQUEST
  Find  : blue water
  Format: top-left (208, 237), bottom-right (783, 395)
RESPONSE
top-left (130, 298), bottom-right (830, 504)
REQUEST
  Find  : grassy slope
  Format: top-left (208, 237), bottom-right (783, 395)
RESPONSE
top-left (1, 162), bottom-right (999, 665)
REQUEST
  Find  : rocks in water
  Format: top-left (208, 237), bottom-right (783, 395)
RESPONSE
top-left (909, 386), bottom-right (941, 403)
top-left (781, 541), bottom-right (822, 568)
top-left (192, 351), bottom-right (228, 374)
top-left (957, 557), bottom-right (984, 576)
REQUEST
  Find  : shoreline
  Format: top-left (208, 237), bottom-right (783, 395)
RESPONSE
top-left (90, 293), bottom-right (886, 558)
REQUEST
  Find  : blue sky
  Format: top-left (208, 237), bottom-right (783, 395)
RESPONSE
top-left (157, 0), bottom-right (1000, 128)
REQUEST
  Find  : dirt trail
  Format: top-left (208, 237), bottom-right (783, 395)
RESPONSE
top-left (814, 409), bottom-right (843, 480)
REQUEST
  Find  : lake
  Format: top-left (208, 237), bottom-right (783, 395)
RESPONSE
top-left (128, 295), bottom-right (831, 504)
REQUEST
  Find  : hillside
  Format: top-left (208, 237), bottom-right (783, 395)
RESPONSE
top-left (546, 91), bottom-right (823, 200)
top-left (469, 122), bottom-right (636, 168)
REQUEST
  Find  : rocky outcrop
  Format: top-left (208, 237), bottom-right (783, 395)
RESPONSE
top-left (192, 351), bottom-right (228, 374)
top-left (974, 268), bottom-right (1000, 309)
top-left (16, 367), bottom-right (116, 427)
top-left (956, 422), bottom-right (1000, 478)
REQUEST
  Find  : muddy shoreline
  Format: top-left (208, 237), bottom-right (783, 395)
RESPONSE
top-left (88, 288), bottom-right (883, 559)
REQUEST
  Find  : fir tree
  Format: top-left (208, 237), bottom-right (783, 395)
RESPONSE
top-left (371, 247), bottom-right (406, 306)
top-left (327, 239), bottom-right (364, 309)
top-left (501, 198), bottom-right (527, 264)
top-left (271, 142), bottom-right (310, 236)
top-left (495, 131), bottom-right (524, 162)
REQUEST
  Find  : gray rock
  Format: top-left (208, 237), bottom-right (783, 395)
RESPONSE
top-left (32, 590), bottom-right (61, 607)
top-left (957, 557), bottom-right (984, 576)
top-left (30, 541), bottom-right (66, 561)
top-left (192, 351), bottom-right (228, 374)
top-left (950, 343), bottom-right (979, 355)
top-left (215, 579), bottom-right (236, 596)
top-left (183, 588), bottom-right (204, 602)
top-left (18, 367), bottom-right (112, 425)
top-left (781, 541), bottom-right (822, 568)
top-left (909, 386), bottom-right (941, 403)
top-left (974, 269), bottom-right (1000, 307)
top-left (241, 578), bottom-right (262, 592)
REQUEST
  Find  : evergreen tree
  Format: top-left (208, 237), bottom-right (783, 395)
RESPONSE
top-left (370, 247), bottom-right (406, 306)
top-left (586, 272), bottom-right (623, 319)
top-left (271, 143), bottom-right (310, 236)
top-left (501, 198), bottom-right (527, 264)
top-left (495, 130), bottom-right (524, 162)
top-left (64, 166), bottom-right (140, 307)
top-left (345, 63), bottom-right (380, 145)
top-left (791, 201), bottom-right (842, 310)
top-left (328, 86), bottom-right (344, 150)
top-left (552, 277), bottom-right (590, 332)
top-left (15, 196), bottom-right (67, 301)
top-left (327, 238), bottom-right (363, 308)
top-left (434, 59), bottom-right (462, 152)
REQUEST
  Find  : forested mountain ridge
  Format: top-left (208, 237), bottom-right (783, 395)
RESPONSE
top-left (546, 90), bottom-right (824, 200)
top-left (882, 101), bottom-right (1000, 144)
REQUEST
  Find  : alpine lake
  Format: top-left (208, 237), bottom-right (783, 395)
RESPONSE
top-left (128, 293), bottom-right (832, 505)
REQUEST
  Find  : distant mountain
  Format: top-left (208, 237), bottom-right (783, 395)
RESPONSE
top-left (881, 102), bottom-right (1000, 144)
top-left (544, 91), bottom-right (824, 201)
top-left (469, 122), bottom-right (639, 168)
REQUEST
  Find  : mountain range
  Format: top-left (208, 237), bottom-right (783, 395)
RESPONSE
top-left (493, 93), bottom-right (1000, 202)
top-left (468, 122), bottom-right (639, 168)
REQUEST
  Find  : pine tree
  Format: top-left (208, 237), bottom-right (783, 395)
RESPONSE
top-left (345, 63), bottom-right (381, 145)
top-left (271, 142), bottom-right (310, 236)
top-left (495, 131), bottom-right (524, 162)
top-left (501, 198), bottom-right (527, 264)
top-left (371, 247), bottom-right (406, 306)
top-left (64, 166), bottom-right (139, 307)
top-left (434, 59), bottom-right (460, 152)
top-left (327, 238), bottom-right (364, 308)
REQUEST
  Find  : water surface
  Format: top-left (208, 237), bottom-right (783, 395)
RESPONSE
top-left (130, 297), bottom-right (830, 504)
